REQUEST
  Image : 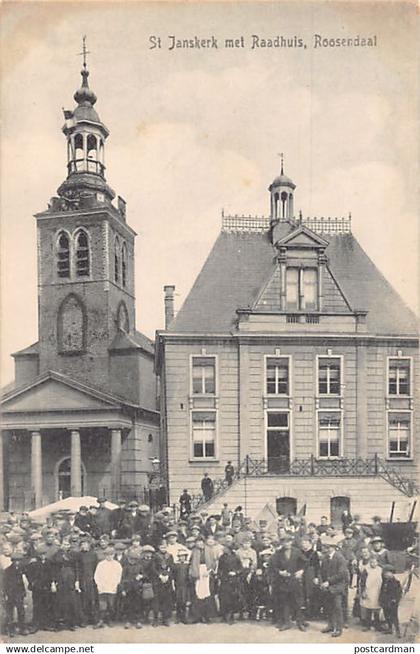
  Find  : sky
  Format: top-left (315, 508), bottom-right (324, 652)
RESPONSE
top-left (1, 0), bottom-right (418, 384)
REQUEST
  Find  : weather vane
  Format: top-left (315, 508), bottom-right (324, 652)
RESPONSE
top-left (277, 152), bottom-right (284, 175)
top-left (78, 35), bottom-right (90, 70)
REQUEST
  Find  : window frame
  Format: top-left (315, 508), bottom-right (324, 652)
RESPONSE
top-left (190, 409), bottom-right (218, 461)
top-left (386, 410), bottom-right (413, 460)
top-left (189, 354), bottom-right (218, 397)
top-left (316, 409), bottom-right (343, 460)
top-left (55, 230), bottom-right (71, 280)
top-left (264, 354), bottom-right (292, 397)
top-left (316, 354), bottom-right (343, 397)
top-left (386, 356), bottom-right (412, 397)
top-left (73, 228), bottom-right (91, 278)
top-left (264, 408), bottom-right (292, 463)
top-left (286, 266), bottom-right (319, 311)
top-left (121, 242), bottom-right (128, 288)
top-left (114, 235), bottom-right (121, 285)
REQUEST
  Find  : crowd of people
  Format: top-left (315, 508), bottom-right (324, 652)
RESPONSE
top-left (0, 497), bottom-right (408, 639)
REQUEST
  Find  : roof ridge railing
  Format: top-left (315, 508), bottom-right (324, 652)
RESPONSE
top-left (221, 212), bottom-right (352, 235)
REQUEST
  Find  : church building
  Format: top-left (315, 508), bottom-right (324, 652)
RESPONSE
top-left (1, 58), bottom-right (160, 511)
top-left (156, 164), bottom-right (419, 523)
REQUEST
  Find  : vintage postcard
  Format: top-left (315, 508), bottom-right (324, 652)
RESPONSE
top-left (0, 0), bottom-right (418, 648)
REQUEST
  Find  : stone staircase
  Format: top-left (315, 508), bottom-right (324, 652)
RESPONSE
top-left (191, 456), bottom-right (418, 524)
top-left (201, 475), bottom-right (417, 523)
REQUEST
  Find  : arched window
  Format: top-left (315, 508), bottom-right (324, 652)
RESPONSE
top-left (148, 434), bottom-right (153, 443)
top-left (117, 301), bottom-right (129, 333)
top-left (74, 133), bottom-right (84, 172)
top-left (75, 230), bottom-right (90, 277)
top-left (87, 134), bottom-right (97, 174)
top-left (57, 231), bottom-right (70, 278)
top-left (114, 237), bottom-right (120, 284)
top-left (57, 293), bottom-right (86, 353)
top-left (121, 243), bottom-right (127, 288)
top-left (281, 191), bottom-right (288, 219)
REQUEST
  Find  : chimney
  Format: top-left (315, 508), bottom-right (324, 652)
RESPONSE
top-left (164, 285), bottom-right (175, 329)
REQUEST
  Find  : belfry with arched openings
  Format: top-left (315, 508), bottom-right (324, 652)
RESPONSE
top-left (1, 56), bottom-right (160, 511)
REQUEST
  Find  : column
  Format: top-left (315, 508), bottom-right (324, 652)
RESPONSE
top-left (31, 431), bottom-right (43, 509)
top-left (111, 428), bottom-right (122, 501)
top-left (70, 430), bottom-right (82, 497)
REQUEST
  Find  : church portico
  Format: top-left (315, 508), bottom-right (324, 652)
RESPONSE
top-left (1, 424), bottom-right (125, 511)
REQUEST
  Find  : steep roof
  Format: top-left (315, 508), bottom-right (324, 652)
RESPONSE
top-left (109, 329), bottom-right (154, 355)
top-left (170, 229), bottom-right (418, 337)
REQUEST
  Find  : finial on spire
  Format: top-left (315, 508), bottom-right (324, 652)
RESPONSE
top-left (277, 152), bottom-right (284, 175)
top-left (78, 35), bottom-right (90, 71)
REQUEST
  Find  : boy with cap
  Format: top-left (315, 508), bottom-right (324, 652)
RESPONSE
top-left (120, 547), bottom-right (144, 629)
top-left (94, 547), bottom-right (122, 628)
top-left (173, 548), bottom-right (191, 623)
top-left (3, 552), bottom-right (29, 636)
top-left (379, 566), bottom-right (402, 638)
top-left (153, 540), bottom-right (175, 626)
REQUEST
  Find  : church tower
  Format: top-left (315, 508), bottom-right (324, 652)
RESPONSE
top-left (35, 48), bottom-right (137, 392)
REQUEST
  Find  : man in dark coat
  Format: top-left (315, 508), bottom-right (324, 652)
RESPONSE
top-left (179, 490), bottom-right (192, 519)
top-left (224, 462), bottom-right (235, 486)
top-left (26, 546), bottom-right (56, 632)
top-left (110, 500), bottom-right (127, 538)
top-left (300, 536), bottom-right (321, 620)
top-left (78, 539), bottom-right (98, 626)
top-left (74, 506), bottom-right (94, 535)
top-left (268, 536), bottom-right (306, 631)
top-left (201, 473), bottom-right (214, 502)
top-left (3, 552), bottom-right (28, 636)
top-left (217, 544), bottom-right (243, 623)
top-left (94, 498), bottom-right (112, 536)
top-left (379, 567), bottom-right (402, 638)
top-left (52, 540), bottom-right (80, 630)
top-left (319, 538), bottom-right (349, 637)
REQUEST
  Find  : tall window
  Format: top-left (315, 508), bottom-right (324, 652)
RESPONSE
top-left (318, 357), bottom-right (341, 395)
top-left (121, 243), bottom-right (127, 288)
top-left (75, 230), bottom-right (89, 277)
top-left (286, 267), bottom-right (318, 310)
top-left (57, 232), bottom-right (70, 278)
top-left (388, 358), bottom-right (411, 396)
top-left (318, 412), bottom-right (341, 458)
top-left (192, 411), bottom-right (216, 459)
top-left (266, 357), bottom-right (289, 395)
top-left (57, 294), bottom-right (86, 353)
top-left (388, 413), bottom-right (411, 458)
top-left (192, 356), bottom-right (216, 395)
top-left (114, 237), bottom-right (120, 284)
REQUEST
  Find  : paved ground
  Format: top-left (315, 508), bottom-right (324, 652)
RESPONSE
top-left (3, 616), bottom-right (416, 645)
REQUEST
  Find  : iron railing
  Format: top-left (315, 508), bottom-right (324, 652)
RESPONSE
top-left (190, 454), bottom-right (418, 510)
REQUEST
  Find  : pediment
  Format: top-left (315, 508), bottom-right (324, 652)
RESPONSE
top-left (276, 225), bottom-right (329, 249)
top-left (1, 373), bottom-right (122, 414)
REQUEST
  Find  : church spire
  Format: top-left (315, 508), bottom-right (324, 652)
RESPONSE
top-left (57, 37), bottom-right (115, 203)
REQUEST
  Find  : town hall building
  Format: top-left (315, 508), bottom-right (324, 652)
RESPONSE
top-left (1, 58), bottom-right (160, 511)
top-left (156, 165), bottom-right (419, 524)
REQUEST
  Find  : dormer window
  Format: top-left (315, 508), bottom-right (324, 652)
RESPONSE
top-left (286, 267), bottom-right (318, 311)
